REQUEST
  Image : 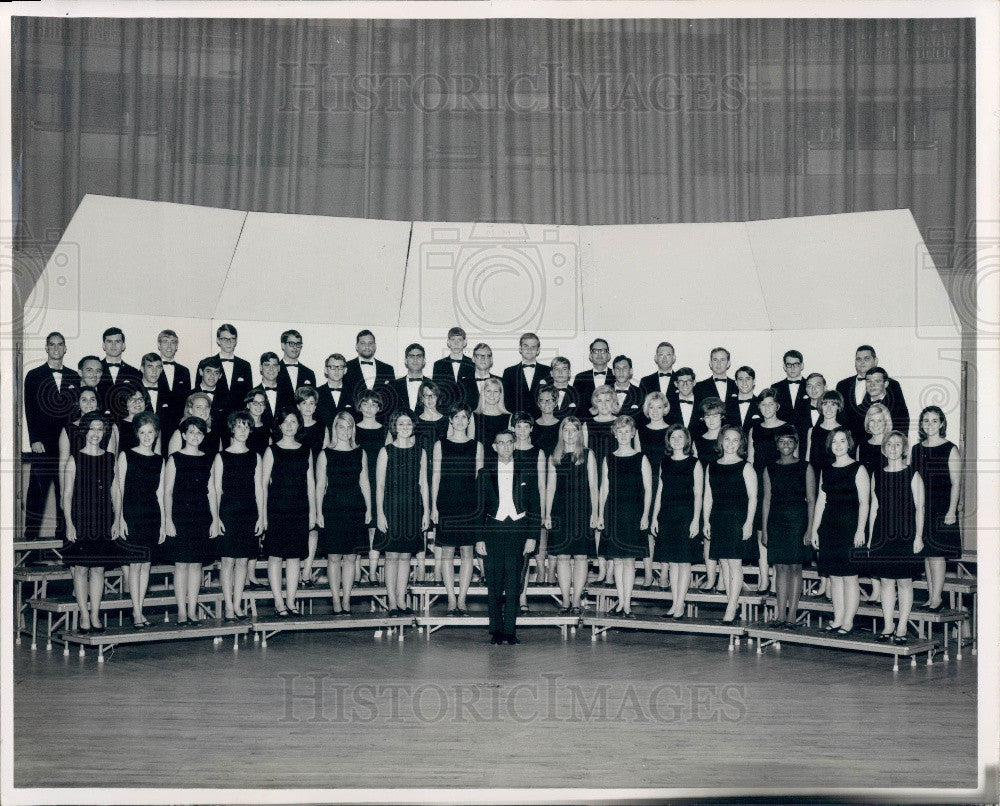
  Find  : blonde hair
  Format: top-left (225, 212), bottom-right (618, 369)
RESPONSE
top-left (329, 411), bottom-right (358, 449)
top-left (552, 416), bottom-right (587, 466)
top-left (475, 377), bottom-right (509, 415)
top-left (591, 384), bottom-right (619, 415)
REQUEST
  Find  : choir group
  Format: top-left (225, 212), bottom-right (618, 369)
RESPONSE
top-left (23, 324), bottom-right (962, 646)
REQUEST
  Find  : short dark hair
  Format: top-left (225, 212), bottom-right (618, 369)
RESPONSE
top-left (356, 329), bottom-right (375, 342)
top-left (217, 324), bottom-right (237, 338)
top-left (102, 327), bottom-right (124, 341)
top-left (271, 406), bottom-right (304, 440)
top-left (79, 410), bottom-right (110, 432)
top-left (519, 333), bottom-right (540, 347)
top-left (826, 426), bottom-right (855, 454)
top-left (77, 355), bottom-right (102, 370)
top-left (735, 365), bottom-right (756, 380)
top-left (404, 343), bottom-right (425, 358)
top-left (325, 353), bottom-right (347, 366)
top-left (710, 347), bottom-right (731, 361)
top-left (655, 341), bottom-right (675, 352)
top-left (856, 345), bottom-right (876, 357)
top-left (510, 411), bottom-right (534, 428)
top-left (493, 429), bottom-right (516, 444)
top-left (133, 411), bottom-right (161, 436)
top-left (227, 410), bottom-right (254, 434)
top-left (775, 423), bottom-right (799, 446)
top-left (447, 326), bottom-right (467, 339)
top-left (141, 353), bottom-right (162, 368)
top-left (612, 355), bottom-right (632, 370)
top-left (295, 386), bottom-right (318, 404)
top-left (918, 405), bottom-right (948, 440)
top-left (865, 366), bottom-right (888, 382)
top-left (589, 338), bottom-right (609, 351)
top-left (179, 415), bottom-right (208, 436)
top-left (200, 355), bottom-right (223, 372)
top-left (674, 367), bottom-right (695, 382)
top-left (281, 330), bottom-right (302, 344)
top-left (46, 331), bottom-right (65, 344)
top-left (782, 350), bottom-right (803, 364)
top-left (260, 351), bottom-right (279, 365)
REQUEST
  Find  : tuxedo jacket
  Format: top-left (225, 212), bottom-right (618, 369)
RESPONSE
top-left (835, 375), bottom-right (908, 441)
top-left (432, 355), bottom-right (478, 411)
top-left (24, 363), bottom-right (82, 449)
top-left (99, 358), bottom-right (142, 390)
top-left (315, 384), bottom-right (357, 430)
top-left (156, 361), bottom-right (191, 436)
top-left (572, 368), bottom-right (614, 410)
top-left (669, 397), bottom-right (698, 429)
top-left (214, 356), bottom-right (254, 413)
top-left (99, 359), bottom-right (143, 421)
top-left (501, 362), bottom-right (552, 419)
top-left (611, 384), bottom-right (644, 418)
top-left (856, 389), bottom-right (910, 442)
top-left (476, 459), bottom-right (542, 531)
top-left (770, 378), bottom-right (814, 445)
top-left (193, 385), bottom-right (231, 437)
top-left (276, 360), bottom-right (317, 413)
top-left (638, 370), bottom-right (679, 403)
top-left (726, 395), bottom-right (762, 434)
top-left (386, 375), bottom-right (432, 419)
top-left (343, 357), bottom-right (395, 405)
top-left (692, 377), bottom-right (739, 436)
top-left (139, 382), bottom-right (176, 436)
top-left (249, 384), bottom-right (280, 429)
top-left (540, 382), bottom-right (584, 420)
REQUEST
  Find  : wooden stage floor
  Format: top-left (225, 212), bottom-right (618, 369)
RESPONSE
top-left (13, 627), bottom-right (977, 791)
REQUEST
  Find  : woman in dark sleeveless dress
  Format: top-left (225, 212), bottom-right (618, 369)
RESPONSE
top-left (376, 411), bottom-right (429, 615)
top-left (811, 427), bottom-right (870, 635)
top-left (544, 416), bottom-right (598, 613)
top-left (694, 397), bottom-right (725, 592)
top-left (533, 386), bottom-right (562, 458)
top-left (62, 412), bottom-right (127, 634)
top-left (637, 392), bottom-right (670, 588)
top-left (868, 431), bottom-right (925, 642)
top-left (474, 377), bottom-right (510, 460)
top-left (583, 385), bottom-right (619, 585)
top-left (262, 407), bottom-right (316, 617)
top-left (431, 404), bottom-right (483, 614)
top-left (243, 390), bottom-right (272, 457)
top-left (316, 411), bottom-right (371, 616)
top-left (213, 411), bottom-right (264, 622)
top-left (415, 381), bottom-right (450, 583)
top-left (762, 425), bottom-right (815, 628)
top-left (164, 416), bottom-right (218, 625)
top-left (59, 388), bottom-right (114, 492)
top-left (356, 391), bottom-right (390, 583)
top-left (511, 411), bottom-right (548, 611)
top-left (807, 390), bottom-right (843, 474)
top-left (167, 393), bottom-right (221, 460)
top-left (650, 425), bottom-right (703, 618)
top-left (113, 412), bottom-right (164, 628)
top-left (703, 426), bottom-right (757, 624)
top-left (911, 405), bottom-right (962, 611)
top-left (598, 416), bottom-right (652, 617)
top-left (296, 386), bottom-right (326, 590)
top-left (749, 388), bottom-right (787, 594)
top-left (857, 402), bottom-right (891, 475)
top-left (114, 384), bottom-right (151, 456)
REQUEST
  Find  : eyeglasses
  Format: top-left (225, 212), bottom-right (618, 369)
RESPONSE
top-left (591, 348), bottom-right (610, 354)
top-left (218, 336), bottom-right (237, 343)
top-left (285, 341), bottom-right (303, 347)
top-left (249, 399), bottom-right (266, 406)
top-left (421, 392), bottom-right (437, 399)
top-left (785, 361), bottom-right (802, 368)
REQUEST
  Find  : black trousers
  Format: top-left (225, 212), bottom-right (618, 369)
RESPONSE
top-left (484, 518), bottom-right (528, 636)
top-left (24, 447), bottom-right (65, 541)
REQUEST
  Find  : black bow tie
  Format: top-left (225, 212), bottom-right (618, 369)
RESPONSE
top-left (360, 360), bottom-right (374, 365)
top-left (161, 361), bottom-right (175, 365)
top-left (50, 367), bottom-right (62, 372)
top-left (408, 377), bottom-right (423, 383)
top-left (451, 359), bottom-right (463, 363)
top-left (144, 387), bottom-right (157, 392)
top-left (615, 389), bottom-right (627, 395)
top-left (680, 399), bottom-right (694, 405)
top-left (262, 385), bottom-right (277, 391)
top-left (658, 372), bottom-right (672, 377)
top-left (476, 377), bottom-right (488, 383)
top-left (220, 358), bottom-right (234, 363)
top-left (522, 364), bottom-right (536, 369)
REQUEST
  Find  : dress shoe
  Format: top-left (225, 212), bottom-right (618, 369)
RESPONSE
top-left (490, 633), bottom-right (503, 645)
top-left (504, 634), bottom-right (520, 645)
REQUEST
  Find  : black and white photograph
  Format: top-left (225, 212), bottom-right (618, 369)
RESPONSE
top-left (2, 1), bottom-right (998, 803)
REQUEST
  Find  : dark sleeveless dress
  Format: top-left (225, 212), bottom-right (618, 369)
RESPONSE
top-left (264, 444), bottom-right (311, 560)
top-left (247, 423), bottom-right (271, 457)
top-left (602, 453), bottom-right (647, 559)
top-left (654, 455), bottom-right (699, 563)
top-left (476, 412), bottom-right (510, 459)
top-left (117, 420), bottom-right (140, 455)
top-left (816, 461), bottom-right (864, 576)
top-left (62, 451), bottom-right (133, 567)
top-left (857, 439), bottom-right (886, 476)
top-left (751, 422), bottom-right (785, 532)
top-left (532, 420), bottom-right (561, 457)
top-left (808, 423), bottom-right (837, 473)
top-left (694, 433), bottom-right (721, 467)
top-left (375, 443), bottom-right (425, 553)
top-left (638, 424), bottom-right (669, 487)
top-left (911, 441), bottom-right (961, 559)
top-left (707, 460), bottom-right (750, 561)
top-left (299, 420), bottom-right (326, 462)
top-left (584, 417), bottom-right (616, 484)
top-left (165, 451), bottom-right (214, 563)
top-left (356, 424), bottom-right (387, 528)
top-left (514, 445), bottom-right (544, 553)
top-left (64, 421), bottom-right (112, 460)
top-left (868, 465), bottom-right (922, 579)
top-left (436, 439), bottom-right (480, 547)
top-left (764, 460), bottom-right (810, 565)
top-left (549, 449), bottom-right (596, 557)
top-left (217, 450), bottom-right (259, 559)
top-left (415, 415), bottom-right (449, 496)
top-left (319, 447), bottom-right (368, 555)
top-left (121, 450), bottom-right (163, 556)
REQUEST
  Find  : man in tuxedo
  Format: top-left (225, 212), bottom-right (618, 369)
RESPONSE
top-left (468, 343), bottom-right (500, 412)
top-left (475, 429), bottom-right (538, 645)
top-left (431, 326), bottom-right (477, 412)
top-left (77, 355), bottom-right (110, 415)
top-left (610, 355), bottom-right (643, 418)
top-left (276, 329), bottom-right (316, 412)
top-left (137, 353), bottom-right (172, 430)
top-left (100, 327), bottom-right (143, 420)
top-left (858, 366), bottom-right (910, 438)
top-left (250, 352), bottom-right (282, 427)
top-left (501, 332), bottom-right (551, 419)
top-left (387, 343), bottom-right (432, 419)
top-left (156, 329), bottom-right (191, 437)
top-left (771, 350), bottom-right (813, 446)
top-left (194, 356), bottom-right (231, 433)
top-left (213, 324), bottom-right (254, 414)
top-left (638, 341), bottom-right (680, 403)
top-left (543, 357), bottom-right (583, 419)
top-left (692, 348), bottom-right (738, 437)
top-left (344, 329), bottom-right (395, 408)
top-left (727, 366), bottom-right (761, 433)
top-left (671, 368), bottom-right (698, 429)
top-left (835, 345), bottom-right (907, 441)
top-left (572, 338), bottom-right (614, 409)
top-left (316, 353), bottom-right (356, 429)
top-left (23, 332), bottom-right (80, 540)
